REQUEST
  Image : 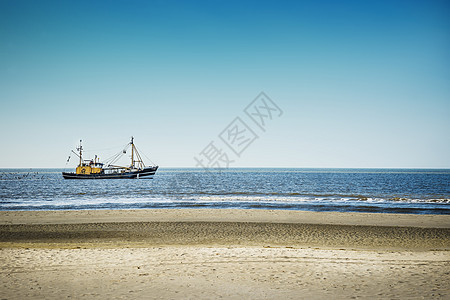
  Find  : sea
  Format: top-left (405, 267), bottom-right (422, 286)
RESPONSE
top-left (0, 168), bottom-right (449, 214)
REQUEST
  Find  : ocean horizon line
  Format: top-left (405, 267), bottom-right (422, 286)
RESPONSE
top-left (1, 167), bottom-right (450, 170)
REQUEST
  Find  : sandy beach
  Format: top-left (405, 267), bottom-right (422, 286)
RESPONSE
top-left (1, 209), bottom-right (449, 299)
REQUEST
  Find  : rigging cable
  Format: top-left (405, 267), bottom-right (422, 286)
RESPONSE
top-left (102, 143), bottom-right (130, 166)
top-left (135, 145), bottom-right (156, 166)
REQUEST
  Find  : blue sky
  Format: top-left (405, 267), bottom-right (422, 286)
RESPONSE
top-left (0, 0), bottom-right (449, 168)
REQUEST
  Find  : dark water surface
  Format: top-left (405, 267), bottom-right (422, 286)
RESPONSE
top-left (0, 168), bottom-right (449, 214)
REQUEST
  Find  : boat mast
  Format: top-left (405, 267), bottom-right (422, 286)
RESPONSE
top-left (77, 140), bottom-right (82, 166)
top-left (129, 136), bottom-right (145, 170)
top-left (131, 136), bottom-right (134, 168)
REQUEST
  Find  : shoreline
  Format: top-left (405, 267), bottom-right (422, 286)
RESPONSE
top-left (1, 209), bottom-right (449, 250)
top-left (1, 208), bottom-right (449, 227)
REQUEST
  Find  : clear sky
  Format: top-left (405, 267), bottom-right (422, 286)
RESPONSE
top-left (0, 0), bottom-right (449, 168)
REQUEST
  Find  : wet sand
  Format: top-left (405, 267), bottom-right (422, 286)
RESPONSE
top-left (0, 209), bottom-right (449, 299)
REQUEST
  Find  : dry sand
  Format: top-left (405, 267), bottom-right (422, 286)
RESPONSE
top-left (0, 209), bottom-right (449, 299)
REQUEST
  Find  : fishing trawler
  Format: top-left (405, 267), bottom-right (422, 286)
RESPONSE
top-left (62, 137), bottom-right (158, 179)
